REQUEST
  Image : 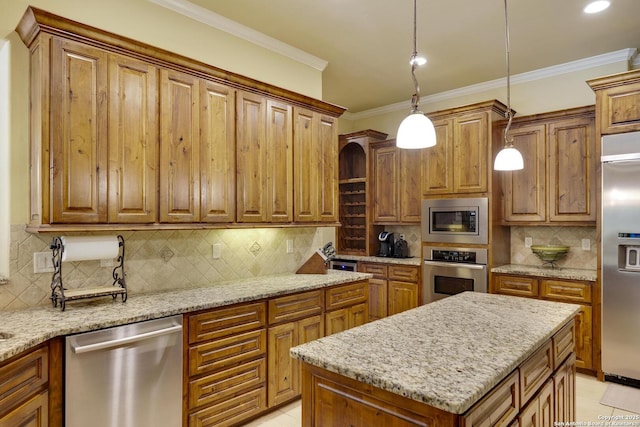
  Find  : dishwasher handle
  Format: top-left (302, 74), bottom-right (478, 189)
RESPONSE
top-left (71, 324), bottom-right (183, 354)
top-left (423, 260), bottom-right (486, 270)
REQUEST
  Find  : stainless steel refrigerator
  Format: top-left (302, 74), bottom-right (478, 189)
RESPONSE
top-left (602, 131), bottom-right (640, 387)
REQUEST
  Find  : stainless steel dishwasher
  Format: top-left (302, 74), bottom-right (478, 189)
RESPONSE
top-left (65, 315), bottom-right (183, 427)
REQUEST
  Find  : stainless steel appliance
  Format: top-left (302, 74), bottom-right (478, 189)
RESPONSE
top-left (330, 259), bottom-right (358, 271)
top-left (65, 315), bottom-right (183, 427)
top-left (601, 131), bottom-right (640, 387)
top-left (422, 197), bottom-right (488, 245)
top-left (422, 246), bottom-right (488, 304)
top-left (378, 231), bottom-right (395, 257)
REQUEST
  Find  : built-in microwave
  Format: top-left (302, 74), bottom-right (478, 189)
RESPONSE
top-left (422, 197), bottom-right (488, 245)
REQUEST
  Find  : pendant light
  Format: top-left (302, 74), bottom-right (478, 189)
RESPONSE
top-left (396, 0), bottom-right (436, 149)
top-left (494, 0), bottom-right (524, 171)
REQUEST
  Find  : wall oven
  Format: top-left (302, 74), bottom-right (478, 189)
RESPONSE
top-left (422, 246), bottom-right (488, 304)
top-left (422, 197), bottom-right (488, 245)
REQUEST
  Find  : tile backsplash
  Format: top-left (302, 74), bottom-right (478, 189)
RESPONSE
top-left (510, 226), bottom-right (597, 269)
top-left (2, 224), bottom-right (328, 311)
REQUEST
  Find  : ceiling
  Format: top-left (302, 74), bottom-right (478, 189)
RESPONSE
top-left (184, 0), bottom-right (638, 113)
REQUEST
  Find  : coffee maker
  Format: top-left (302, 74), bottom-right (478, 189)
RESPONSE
top-left (378, 231), bottom-right (394, 257)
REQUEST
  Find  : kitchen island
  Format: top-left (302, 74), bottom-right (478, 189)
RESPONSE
top-left (290, 291), bottom-right (580, 427)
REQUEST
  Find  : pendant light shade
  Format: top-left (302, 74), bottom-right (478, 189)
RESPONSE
top-left (493, 0), bottom-right (524, 171)
top-left (397, 112), bottom-right (436, 149)
top-left (396, 0), bottom-right (436, 149)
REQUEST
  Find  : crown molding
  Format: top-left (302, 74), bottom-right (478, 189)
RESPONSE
top-left (345, 48), bottom-right (638, 120)
top-left (148, 0), bottom-right (328, 71)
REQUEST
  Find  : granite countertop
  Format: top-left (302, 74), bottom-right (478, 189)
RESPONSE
top-left (491, 264), bottom-right (597, 282)
top-left (0, 270), bottom-right (371, 363)
top-left (333, 254), bottom-right (422, 266)
top-left (290, 291), bottom-right (580, 415)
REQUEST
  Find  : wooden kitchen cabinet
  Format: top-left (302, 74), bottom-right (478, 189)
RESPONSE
top-left (423, 101), bottom-right (507, 196)
top-left (293, 108), bottom-right (339, 223)
top-left (17, 7), bottom-right (344, 232)
top-left (371, 140), bottom-right (422, 224)
top-left (501, 107), bottom-right (597, 225)
top-left (359, 262), bottom-right (420, 321)
top-left (588, 69), bottom-right (640, 134)
top-left (325, 281), bottom-right (369, 335)
top-left (0, 342), bottom-right (59, 427)
top-left (267, 290), bottom-right (324, 407)
top-left (186, 302), bottom-right (268, 427)
top-left (492, 274), bottom-right (594, 371)
top-left (236, 91), bottom-right (293, 223)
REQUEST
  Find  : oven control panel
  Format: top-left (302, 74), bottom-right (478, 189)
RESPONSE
top-left (424, 246), bottom-right (488, 265)
top-left (431, 250), bottom-right (477, 263)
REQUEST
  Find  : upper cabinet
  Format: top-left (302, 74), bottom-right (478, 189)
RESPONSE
top-left (16, 7), bottom-right (344, 232)
top-left (422, 101), bottom-right (507, 196)
top-left (500, 106), bottom-right (597, 225)
top-left (588, 69), bottom-right (640, 135)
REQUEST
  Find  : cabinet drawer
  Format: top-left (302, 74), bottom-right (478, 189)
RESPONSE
top-left (462, 370), bottom-right (520, 427)
top-left (189, 329), bottom-right (266, 377)
top-left (325, 281), bottom-right (368, 311)
top-left (388, 265), bottom-right (419, 283)
top-left (494, 275), bottom-right (539, 297)
top-left (359, 263), bottom-right (388, 277)
top-left (0, 390), bottom-right (48, 427)
top-left (540, 280), bottom-right (591, 304)
top-left (0, 346), bottom-right (48, 415)
top-left (519, 340), bottom-right (553, 405)
top-left (552, 321), bottom-right (575, 370)
top-left (189, 357), bottom-right (266, 409)
top-left (268, 290), bottom-right (323, 325)
top-left (189, 302), bottom-right (267, 344)
top-left (188, 386), bottom-right (266, 427)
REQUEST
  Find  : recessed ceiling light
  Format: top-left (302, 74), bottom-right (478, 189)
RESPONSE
top-left (584, 0), bottom-right (610, 14)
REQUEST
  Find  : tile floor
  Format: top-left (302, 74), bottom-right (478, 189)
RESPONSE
top-left (244, 373), bottom-right (639, 426)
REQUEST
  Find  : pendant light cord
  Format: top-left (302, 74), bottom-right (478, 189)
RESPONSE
top-left (503, 0), bottom-right (514, 146)
top-left (410, 0), bottom-right (421, 113)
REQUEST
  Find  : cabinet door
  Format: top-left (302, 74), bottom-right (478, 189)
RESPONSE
top-left (372, 145), bottom-right (399, 222)
top-left (574, 305), bottom-right (593, 370)
top-left (453, 112), bottom-right (488, 193)
top-left (0, 390), bottom-right (48, 427)
top-left (503, 124), bottom-right (546, 222)
top-left (108, 54), bottom-right (158, 223)
top-left (317, 114), bottom-right (339, 222)
top-left (293, 108), bottom-right (318, 222)
top-left (265, 99), bottom-right (293, 222)
top-left (399, 148), bottom-right (422, 223)
top-left (493, 275), bottom-right (539, 297)
top-left (388, 281), bottom-right (418, 316)
top-left (554, 354), bottom-right (576, 424)
top-left (422, 118), bottom-right (453, 195)
top-left (325, 309), bottom-right (348, 336)
top-left (368, 278), bottom-right (388, 321)
top-left (349, 303), bottom-right (368, 329)
top-left (50, 37), bottom-right (108, 223)
top-left (159, 69), bottom-right (200, 222)
top-left (267, 322), bottom-right (297, 407)
top-left (200, 80), bottom-right (236, 223)
top-left (236, 91), bottom-right (266, 222)
top-left (548, 117), bottom-right (596, 222)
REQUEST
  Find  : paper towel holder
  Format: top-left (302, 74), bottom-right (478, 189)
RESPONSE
top-left (49, 235), bottom-right (127, 311)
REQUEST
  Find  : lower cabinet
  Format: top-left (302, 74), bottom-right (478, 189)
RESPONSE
top-left (493, 274), bottom-right (594, 371)
top-left (325, 280), bottom-right (369, 335)
top-left (186, 302), bottom-right (268, 427)
top-left (359, 262), bottom-right (420, 321)
top-left (0, 342), bottom-right (56, 427)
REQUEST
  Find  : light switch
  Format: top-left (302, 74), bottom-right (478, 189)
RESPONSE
top-left (582, 239), bottom-right (591, 251)
top-left (286, 240), bottom-right (294, 254)
top-left (33, 252), bottom-right (55, 273)
top-left (524, 237), bottom-right (532, 248)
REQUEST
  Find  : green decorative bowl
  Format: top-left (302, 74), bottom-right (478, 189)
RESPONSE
top-left (531, 245), bottom-right (570, 264)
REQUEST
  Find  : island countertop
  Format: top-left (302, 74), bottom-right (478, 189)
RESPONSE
top-left (290, 291), bottom-right (580, 415)
top-left (0, 270), bottom-right (371, 363)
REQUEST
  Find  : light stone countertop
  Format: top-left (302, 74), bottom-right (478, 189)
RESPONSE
top-left (491, 264), bottom-right (597, 282)
top-left (290, 291), bottom-right (580, 415)
top-left (333, 254), bottom-right (422, 266)
top-left (0, 270), bottom-right (371, 363)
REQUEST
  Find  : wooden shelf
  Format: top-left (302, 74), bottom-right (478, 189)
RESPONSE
top-left (339, 178), bottom-right (366, 184)
top-left (58, 286), bottom-right (126, 301)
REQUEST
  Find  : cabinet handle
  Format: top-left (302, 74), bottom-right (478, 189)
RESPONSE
top-left (70, 324), bottom-right (183, 354)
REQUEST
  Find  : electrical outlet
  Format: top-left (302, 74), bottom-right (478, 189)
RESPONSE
top-left (524, 237), bottom-right (533, 248)
top-left (286, 239), bottom-right (294, 254)
top-left (33, 252), bottom-right (54, 273)
top-left (212, 243), bottom-right (222, 259)
top-left (581, 239), bottom-right (591, 251)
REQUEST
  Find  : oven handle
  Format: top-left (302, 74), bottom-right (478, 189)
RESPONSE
top-left (423, 260), bottom-right (486, 270)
